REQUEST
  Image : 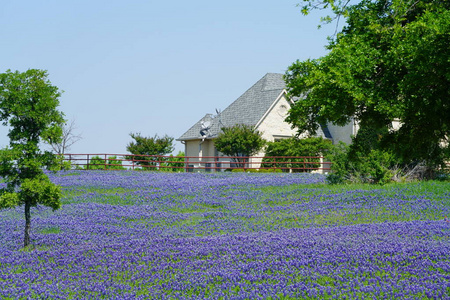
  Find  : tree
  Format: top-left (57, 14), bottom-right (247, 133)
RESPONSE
top-left (160, 151), bottom-right (185, 172)
top-left (0, 69), bottom-right (65, 247)
top-left (85, 155), bottom-right (125, 170)
top-left (126, 133), bottom-right (174, 169)
top-left (262, 137), bottom-right (333, 172)
top-left (286, 0), bottom-right (450, 171)
top-left (214, 124), bottom-right (266, 167)
top-left (47, 119), bottom-right (82, 154)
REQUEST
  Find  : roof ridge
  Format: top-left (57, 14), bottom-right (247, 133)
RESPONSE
top-left (177, 73), bottom-right (286, 141)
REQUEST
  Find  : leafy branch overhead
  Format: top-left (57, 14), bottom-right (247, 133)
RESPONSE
top-left (286, 0), bottom-right (450, 169)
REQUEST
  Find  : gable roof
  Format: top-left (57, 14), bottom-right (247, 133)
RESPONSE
top-left (177, 73), bottom-right (286, 141)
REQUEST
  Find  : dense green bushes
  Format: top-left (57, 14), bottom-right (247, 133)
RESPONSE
top-left (326, 143), bottom-right (396, 185)
top-left (262, 137), bottom-right (333, 172)
top-left (324, 126), bottom-right (446, 185)
top-left (85, 156), bottom-right (125, 170)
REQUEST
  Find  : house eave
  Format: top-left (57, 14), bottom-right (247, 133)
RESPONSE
top-left (176, 137), bottom-right (215, 142)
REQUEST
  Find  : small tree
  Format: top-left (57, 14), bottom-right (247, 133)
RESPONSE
top-left (85, 155), bottom-right (106, 170)
top-left (0, 69), bottom-right (65, 248)
top-left (85, 155), bottom-right (125, 170)
top-left (126, 133), bottom-right (174, 169)
top-left (262, 137), bottom-right (333, 172)
top-left (107, 156), bottom-right (125, 170)
top-left (214, 124), bottom-right (266, 167)
top-left (160, 151), bottom-right (185, 172)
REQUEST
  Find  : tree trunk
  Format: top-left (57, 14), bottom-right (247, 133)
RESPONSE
top-left (24, 200), bottom-right (31, 247)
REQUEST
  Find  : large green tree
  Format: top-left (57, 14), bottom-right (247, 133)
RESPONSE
top-left (126, 133), bottom-right (174, 169)
top-left (0, 69), bottom-right (65, 247)
top-left (286, 0), bottom-right (450, 169)
top-left (214, 124), bottom-right (266, 166)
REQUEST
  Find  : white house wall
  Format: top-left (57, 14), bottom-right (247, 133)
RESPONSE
top-left (252, 94), bottom-right (298, 166)
top-left (184, 139), bottom-right (229, 171)
top-left (327, 121), bottom-right (356, 145)
top-left (184, 141), bottom-right (199, 159)
top-left (256, 94), bottom-right (297, 143)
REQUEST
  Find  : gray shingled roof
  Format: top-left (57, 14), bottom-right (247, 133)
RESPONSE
top-left (177, 73), bottom-right (329, 141)
top-left (177, 73), bottom-right (286, 141)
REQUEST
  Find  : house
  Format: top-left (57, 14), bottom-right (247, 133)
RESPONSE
top-left (177, 73), bottom-right (357, 171)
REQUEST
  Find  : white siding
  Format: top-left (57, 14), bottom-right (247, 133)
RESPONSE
top-left (327, 120), bottom-right (356, 145)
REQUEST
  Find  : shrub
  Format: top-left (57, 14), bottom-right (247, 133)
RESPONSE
top-left (262, 137), bottom-right (333, 172)
top-left (326, 143), bottom-right (397, 185)
top-left (160, 152), bottom-right (185, 172)
top-left (107, 156), bottom-right (125, 170)
top-left (85, 156), bottom-right (106, 170)
top-left (85, 156), bottom-right (125, 170)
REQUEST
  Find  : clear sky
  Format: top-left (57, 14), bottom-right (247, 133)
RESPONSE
top-left (0, 0), bottom-right (338, 155)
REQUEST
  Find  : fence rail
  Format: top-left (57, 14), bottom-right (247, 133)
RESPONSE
top-left (58, 153), bottom-right (332, 173)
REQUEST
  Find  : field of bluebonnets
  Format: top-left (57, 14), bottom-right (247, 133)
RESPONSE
top-left (1, 170), bottom-right (449, 299)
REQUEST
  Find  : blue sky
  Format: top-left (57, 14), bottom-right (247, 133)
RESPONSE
top-left (1, 0), bottom-right (338, 154)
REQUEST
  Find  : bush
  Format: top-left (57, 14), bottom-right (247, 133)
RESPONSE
top-left (48, 156), bottom-right (72, 171)
top-left (85, 156), bottom-right (125, 170)
top-left (262, 137), bottom-right (333, 172)
top-left (159, 152), bottom-right (185, 172)
top-left (85, 156), bottom-right (105, 170)
top-left (107, 156), bottom-right (125, 170)
top-left (326, 143), bottom-right (397, 185)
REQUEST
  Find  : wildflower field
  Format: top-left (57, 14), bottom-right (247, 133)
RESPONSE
top-left (0, 171), bottom-right (449, 299)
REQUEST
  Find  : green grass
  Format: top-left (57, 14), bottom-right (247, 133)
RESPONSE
top-left (38, 226), bottom-right (61, 234)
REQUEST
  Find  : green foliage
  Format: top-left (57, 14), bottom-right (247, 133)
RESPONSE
top-left (107, 156), bottom-right (125, 170)
top-left (262, 137), bottom-right (333, 172)
top-left (85, 156), bottom-right (125, 170)
top-left (286, 0), bottom-right (450, 171)
top-left (50, 155), bottom-right (72, 171)
top-left (214, 124), bottom-right (266, 162)
top-left (160, 151), bottom-right (185, 172)
top-left (126, 133), bottom-right (174, 168)
top-left (86, 156), bottom-right (106, 170)
top-left (0, 69), bottom-right (64, 247)
top-left (326, 142), bottom-right (397, 185)
top-left (19, 175), bottom-right (62, 210)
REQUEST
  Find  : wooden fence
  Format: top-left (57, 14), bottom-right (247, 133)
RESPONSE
top-left (59, 153), bottom-right (332, 173)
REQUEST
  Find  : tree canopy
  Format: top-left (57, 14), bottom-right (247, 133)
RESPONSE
top-left (214, 124), bottom-right (266, 162)
top-left (286, 0), bottom-right (450, 168)
top-left (126, 133), bottom-right (174, 168)
top-left (262, 137), bottom-right (333, 172)
top-left (0, 69), bottom-right (65, 247)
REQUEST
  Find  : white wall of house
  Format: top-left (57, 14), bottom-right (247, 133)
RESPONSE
top-left (252, 93), bottom-right (298, 167)
top-left (257, 94), bottom-right (296, 143)
top-left (183, 139), bottom-right (233, 171)
top-left (184, 140), bottom-right (215, 159)
top-left (184, 140), bottom-right (199, 158)
top-left (327, 120), bottom-right (357, 145)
